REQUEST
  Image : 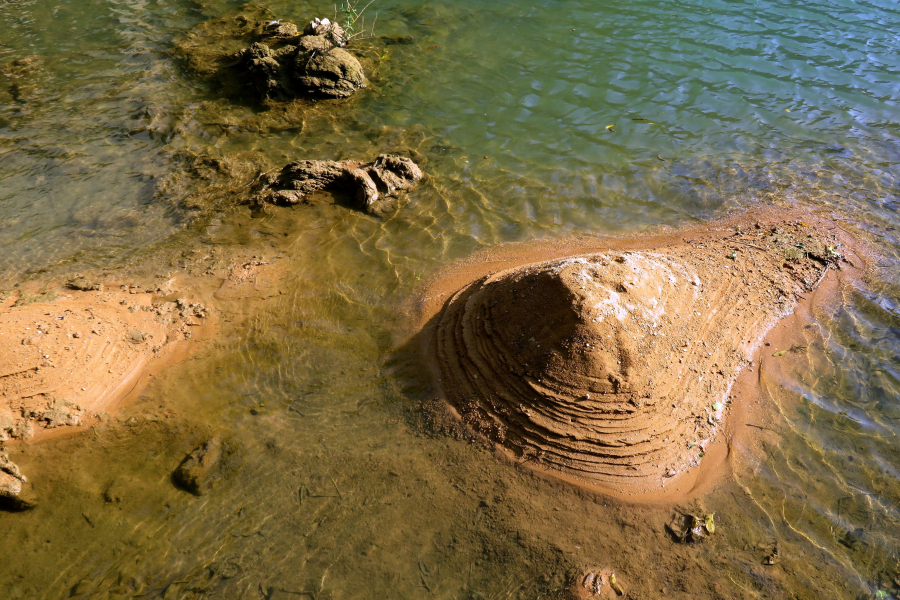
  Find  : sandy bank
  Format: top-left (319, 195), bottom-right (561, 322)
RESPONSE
top-left (417, 210), bottom-right (858, 502)
top-left (0, 288), bottom-right (210, 444)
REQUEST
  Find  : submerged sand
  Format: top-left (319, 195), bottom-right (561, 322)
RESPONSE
top-left (420, 212), bottom-right (850, 500)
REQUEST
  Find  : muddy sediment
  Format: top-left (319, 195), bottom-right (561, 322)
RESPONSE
top-left (422, 213), bottom-right (848, 500)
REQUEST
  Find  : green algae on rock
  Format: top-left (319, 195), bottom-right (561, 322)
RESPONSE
top-left (173, 5), bottom-right (367, 102)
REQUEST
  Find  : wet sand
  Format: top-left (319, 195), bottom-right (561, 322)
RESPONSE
top-left (416, 208), bottom-right (862, 504)
top-left (0, 251), bottom-right (288, 446)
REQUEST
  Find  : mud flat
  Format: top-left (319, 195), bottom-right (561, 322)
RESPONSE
top-left (417, 209), bottom-right (860, 502)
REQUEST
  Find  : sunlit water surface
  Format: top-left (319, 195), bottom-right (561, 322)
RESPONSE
top-left (1, 0), bottom-right (899, 598)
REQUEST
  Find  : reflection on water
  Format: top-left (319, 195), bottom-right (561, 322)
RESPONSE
top-left (1, 0), bottom-right (900, 598)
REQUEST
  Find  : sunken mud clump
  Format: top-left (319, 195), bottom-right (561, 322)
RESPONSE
top-left (430, 221), bottom-right (843, 497)
top-left (0, 289), bottom-right (208, 443)
top-left (173, 6), bottom-right (367, 102)
top-left (252, 154), bottom-right (423, 214)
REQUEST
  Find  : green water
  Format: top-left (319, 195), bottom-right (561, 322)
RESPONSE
top-left (2, 0), bottom-right (900, 598)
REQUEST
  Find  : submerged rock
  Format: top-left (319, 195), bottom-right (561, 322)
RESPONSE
top-left (173, 437), bottom-right (240, 496)
top-left (0, 454), bottom-right (33, 511)
top-left (173, 438), bottom-right (222, 495)
top-left (0, 453), bottom-right (25, 483)
top-left (0, 56), bottom-right (45, 104)
top-left (173, 6), bottom-right (369, 102)
top-left (253, 154), bottom-right (423, 214)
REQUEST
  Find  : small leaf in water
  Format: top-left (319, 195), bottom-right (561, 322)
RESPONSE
top-left (712, 402), bottom-right (723, 411)
top-left (773, 350), bottom-right (787, 357)
top-left (704, 513), bottom-right (715, 534)
top-left (605, 124), bottom-right (615, 131)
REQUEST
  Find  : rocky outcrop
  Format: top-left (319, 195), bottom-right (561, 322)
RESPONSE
top-left (253, 154), bottom-right (423, 213)
top-left (238, 18), bottom-right (366, 100)
top-left (0, 289), bottom-right (208, 442)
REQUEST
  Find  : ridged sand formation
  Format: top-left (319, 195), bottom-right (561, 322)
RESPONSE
top-left (0, 290), bottom-right (208, 442)
top-left (431, 220), bottom-right (843, 497)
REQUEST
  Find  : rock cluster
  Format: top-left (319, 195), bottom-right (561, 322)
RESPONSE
top-left (239, 18), bottom-right (366, 100)
top-left (253, 154), bottom-right (423, 213)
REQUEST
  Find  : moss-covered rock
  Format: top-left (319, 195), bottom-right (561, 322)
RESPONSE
top-left (174, 5), bottom-right (367, 102)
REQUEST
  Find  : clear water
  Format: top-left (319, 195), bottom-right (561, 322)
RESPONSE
top-left (2, 0), bottom-right (900, 598)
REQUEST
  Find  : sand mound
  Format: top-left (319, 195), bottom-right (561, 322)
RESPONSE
top-left (0, 290), bottom-right (208, 442)
top-left (428, 218), bottom-right (844, 497)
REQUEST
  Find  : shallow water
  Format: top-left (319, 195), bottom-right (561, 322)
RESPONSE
top-left (2, 0), bottom-right (900, 598)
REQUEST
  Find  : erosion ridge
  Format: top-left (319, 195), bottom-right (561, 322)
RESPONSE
top-left (426, 215), bottom-right (847, 499)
